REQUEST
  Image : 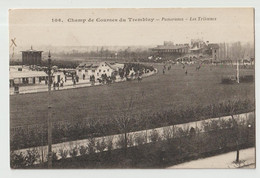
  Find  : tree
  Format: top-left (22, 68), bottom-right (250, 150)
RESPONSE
top-left (112, 95), bottom-right (137, 157)
top-left (228, 100), bottom-right (241, 162)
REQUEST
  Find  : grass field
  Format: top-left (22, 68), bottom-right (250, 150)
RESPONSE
top-left (10, 63), bottom-right (255, 128)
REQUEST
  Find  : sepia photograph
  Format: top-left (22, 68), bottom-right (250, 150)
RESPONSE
top-left (9, 8), bottom-right (255, 169)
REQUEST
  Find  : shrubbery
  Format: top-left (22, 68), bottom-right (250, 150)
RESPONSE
top-left (10, 149), bottom-right (40, 168)
top-left (222, 75), bottom-right (254, 84)
top-left (11, 115), bottom-right (255, 168)
top-left (240, 75), bottom-right (254, 83)
top-left (10, 99), bottom-right (254, 151)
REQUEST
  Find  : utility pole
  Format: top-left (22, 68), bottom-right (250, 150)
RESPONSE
top-left (237, 59), bottom-right (239, 83)
top-left (47, 51), bottom-right (52, 168)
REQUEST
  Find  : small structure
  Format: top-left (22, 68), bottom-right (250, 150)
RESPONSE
top-left (21, 46), bottom-right (43, 65)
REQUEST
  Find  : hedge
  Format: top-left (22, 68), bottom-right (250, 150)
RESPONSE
top-left (10, 99), bottom-right (254, 150)
top-left (11, 116), bottom-right (255, 169)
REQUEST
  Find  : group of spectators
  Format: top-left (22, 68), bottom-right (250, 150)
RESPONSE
top-left (53, 77), bottom-right (65, 90)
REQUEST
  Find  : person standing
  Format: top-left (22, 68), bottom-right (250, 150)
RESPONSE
top-left (53, 81), bottom-right (56, 90)
top-left (60, 78), bottom-right (64, 87)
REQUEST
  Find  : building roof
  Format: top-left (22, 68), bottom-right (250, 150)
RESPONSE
top-left (10, 71), bottom-right (47, 80)
top-left (21, 49), bottom-right (43, 53)
top-left (78, 62), bottom-right (99, 68)
top-left (109, 63), bottom-right (124, 70)
top-left (208, 43), bottom-right (219, 49)
top-left (190, 46), bottom-right (202, 51)
top-left (20, 46), bottom-right (43, 53)
top-left (77, 61), bottom-right (123, 71)
top-left (104, 62), bottom-right (117, 71)
top-left (151, 45), bottom-right (188, 50)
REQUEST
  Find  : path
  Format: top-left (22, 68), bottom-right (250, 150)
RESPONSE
top-left (9, 70), bottom-right (157, 95)
top-left (167, 147), bottom-right (255, 169)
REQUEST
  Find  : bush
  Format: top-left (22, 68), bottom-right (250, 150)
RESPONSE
top-left (10, 149), bottom-right (40, 168)
top-left (79, 145), bottom-right (87, 156)
top-left (87, 137), bottom-right (96, 154)
top-left (176, 127), bottom-right (189, 138)
top-left (52, 152), bottom-right (58, 161)
top-left (69, 146), bottom-right (79, 158)
top-left (24, 149), bottom-right (40, 167)
top-left (162, 126), bottom-right (174, 141)
top-left (59, 149), bottom-right (68, 159)
top-left (149, 129), bottom-right (160, 142)
top-left (96, 138), bottom-right (107, 153)
top-left (221, 77), bottom-right (236, 84)
top-left (10, 152), bottom-right (26, 168)
top-left (240, 75), bottom-right (254, 83)
top-left (127, 134), bottom-right (135, 147)
top-left (134, 132), bottom-right (146, 146)
top-left (116, 134), bottom-right (126, 149)
top-left (107, 136), bottom-right (114, 152)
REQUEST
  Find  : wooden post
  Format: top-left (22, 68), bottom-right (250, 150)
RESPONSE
top-left (236, 141), bottom-right (240, 162)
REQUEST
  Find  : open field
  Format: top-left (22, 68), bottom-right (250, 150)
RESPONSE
top-left (10, 63), bottom-right (255, 128)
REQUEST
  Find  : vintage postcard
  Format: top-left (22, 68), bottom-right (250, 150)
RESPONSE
top-left (9, 8), bottom-right (255, 169)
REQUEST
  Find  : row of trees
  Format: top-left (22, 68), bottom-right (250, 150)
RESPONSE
top-left (54, 47), bottom-right (151, 61)
top-left (218, 42), bottom-right (254, 61)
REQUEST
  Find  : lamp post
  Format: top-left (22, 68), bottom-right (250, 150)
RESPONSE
top-left (247, 124), bottom-right (252, 144)
top-left (47, 51), bottom-right (53, 168)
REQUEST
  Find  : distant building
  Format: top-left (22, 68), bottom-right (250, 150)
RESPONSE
top-left (9, 66), bottom-right (65, 87)
top-left (21, 46), bottom-right (43, 65)
top-left (150, 40), bottom-right (221, 63)
top-left (190, 39), bottom-right (207, 55)
top-left (207, 43), bottom-right (220, 61)
top-left (189, 45), bottom-right (203, 54)
top-left (9, 66), bottom-right (47, 87)
top-left (150, 42), bottom-right (189, 59)
top-left (76, 62), bottom-right (124, 80)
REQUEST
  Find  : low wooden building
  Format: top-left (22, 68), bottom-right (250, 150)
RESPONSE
top-left (9, 66), bottom-right (65, 87)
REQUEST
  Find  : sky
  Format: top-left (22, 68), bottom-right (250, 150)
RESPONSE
top-left (9, 8), bottom-right (254, 48)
